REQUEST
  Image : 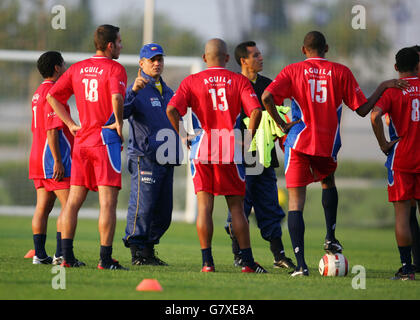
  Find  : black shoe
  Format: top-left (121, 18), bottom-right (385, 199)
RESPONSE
top-left (132, 249), bottom-right (168, 266)
top-left (391, 268), bottom-right (415, 281)
top-left (324, 239), bottom-right (343, 254)
top-left (242, 262), bottom-right (268, 273)
top-left (98, 259), bottom-right (129, 270)
top-left (289, 267), bottom-right (309, 277)
top-left (61, 258), bottom-right (86, 268)
top-left (233, 255), bottom-right (245, 267)
top-left (274, 255), bottom-right (296, 269)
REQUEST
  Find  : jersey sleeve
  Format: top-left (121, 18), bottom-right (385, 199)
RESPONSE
top-left (264, 67), bottom-right (292, 106)
top-left (49, 68), bottom-right (74, 105)
top-left (375, 89), bottom-right (392, 114)
top-left (109, 64), bottom-right (127, 98)
top-left (240, 77), bottom-right (261, 117)
top-left (44, 100), bottom-right (65, 131)
top-left (168, 77), bottom-right (190, 117)
top-left (341, 67), bottom-right (367, 111)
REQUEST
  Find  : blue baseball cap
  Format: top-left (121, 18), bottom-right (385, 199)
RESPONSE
top-left (140, 43), bottom-right (165, 59)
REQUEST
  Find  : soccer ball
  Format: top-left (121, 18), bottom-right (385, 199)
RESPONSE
top-left (319, 253), bottom-right (349, 277)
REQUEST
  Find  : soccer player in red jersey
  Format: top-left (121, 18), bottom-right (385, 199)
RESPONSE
top-left (167, 38), bottom-right (268, 273)
top-left (47, 25), bottom-right (128, 270)
top-left (262, 31), bottom-right (404, 276)
top-left (371, 47), bottom-right (420, 280)
top-left (29, 51), bottom-right (73, 265)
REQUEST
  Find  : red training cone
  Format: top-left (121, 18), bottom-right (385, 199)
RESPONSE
top-left (24, 249), bottom-right (35, 258)
top-left (136, 279), bottom-right (163, 292)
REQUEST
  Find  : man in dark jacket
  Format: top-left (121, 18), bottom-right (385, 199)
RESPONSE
top-left (225, 41), bottom-right (295, 270)
top-left (122, 43), bottom-right (183, 266)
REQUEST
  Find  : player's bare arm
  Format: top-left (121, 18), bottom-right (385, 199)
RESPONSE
top-left (370, 106), bottom-right (400, 155)
top-left (262, 90), bottom-right (300, 133)
top-left (46, 94), bottom-right (81, 136)
top-left (103, 93), bottom-right (124, 142)
top-left (356, 79), bottom-right (409, 117)
top-left (46, 128), bottom-right (64, 181)
top-left (166, 105), bottom-right (191, 149)
top-left (246, 107), bottom-right (262, 138)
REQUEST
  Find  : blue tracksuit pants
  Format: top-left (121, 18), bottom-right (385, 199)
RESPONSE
top-left (123, 156), bottom-right (174, 249)
top-left (226, 166), bottom-right (285, 241)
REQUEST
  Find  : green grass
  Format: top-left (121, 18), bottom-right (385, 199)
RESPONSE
top-left (0, 212), bottom-right (419, 300)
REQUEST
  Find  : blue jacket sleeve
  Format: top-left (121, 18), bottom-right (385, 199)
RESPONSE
top-left (123, 83), bottom-right (137, 119)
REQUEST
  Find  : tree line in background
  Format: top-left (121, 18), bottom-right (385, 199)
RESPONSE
top-left (0, 0), bottom-right (390, 97)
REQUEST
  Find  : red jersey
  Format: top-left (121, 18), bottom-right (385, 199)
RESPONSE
top-left (169, 67), bottom-right (261, 163)
top-left (376, 77), bottom-right (420, 173)
top-left (49, 55), bottom-right (127, 147)
top-left (29, 81), bottom-right (73, 179)
top-left (266, 58), bottom-right (367, 158)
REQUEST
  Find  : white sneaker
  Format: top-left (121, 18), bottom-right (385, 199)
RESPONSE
top-left (32, 255), bottom-right (53, 265)
top-left (289, 267), bottom-right (309, 277)
top-left (52, 255), bottom-right (64, 265)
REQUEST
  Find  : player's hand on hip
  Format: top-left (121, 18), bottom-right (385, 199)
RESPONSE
top-left (102, 122), bottom-right (124, 143)
top-left (380, 138), bottom-right (400, 156)
top-left (280, 119), bottom-right (301, 134)
top-left (53, 162), bottom-right (65, 181)
top-left (132, 68), bottom-right (149, 92)
top-left (69, 124), bottom-right (81, 136)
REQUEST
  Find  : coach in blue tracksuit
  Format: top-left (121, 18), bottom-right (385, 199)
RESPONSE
top-left (122, 43), bottom-right (183, 266)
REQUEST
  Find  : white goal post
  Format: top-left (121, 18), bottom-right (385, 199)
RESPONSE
top-left (0, 49), bottom-right (201, 223)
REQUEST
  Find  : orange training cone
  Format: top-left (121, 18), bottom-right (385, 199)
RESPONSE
top-left (136, 279), bottom-right (163, 292)
top-left (24, 249), bottom-right (35, 258)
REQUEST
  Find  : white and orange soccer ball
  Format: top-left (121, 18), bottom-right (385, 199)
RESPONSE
top-left (319, 253), bottom-right (349, 277)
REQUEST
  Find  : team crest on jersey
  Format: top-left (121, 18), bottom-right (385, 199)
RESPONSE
top-left (32, 94), bottom-right (40, 103)
top-left (150, 97), bottom-right (162, 107)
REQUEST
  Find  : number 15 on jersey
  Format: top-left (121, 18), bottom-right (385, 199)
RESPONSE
top-left (308, 79), bottom-right (327, 103)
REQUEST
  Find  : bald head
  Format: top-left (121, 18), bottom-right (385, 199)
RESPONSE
top-left (203, 38), bottom-right (229, 67)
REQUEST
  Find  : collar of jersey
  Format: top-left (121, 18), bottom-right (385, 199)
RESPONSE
top-left (207, 66), bottom-right (226, 70)
top-left (91, 55), bottom-right (110, 59)
top-left (42, 80), bottom-right (55, 84)
top-left (400, 76), bottom-right (419, 80)
top-left (305, 57), bottom-right (327, 61)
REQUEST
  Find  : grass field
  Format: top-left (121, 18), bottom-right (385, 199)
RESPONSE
top-left (0, 194), bottom-right (419, 301)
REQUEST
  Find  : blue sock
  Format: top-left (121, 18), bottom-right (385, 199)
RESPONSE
top-left (288, 211), bottom-right (307, 269)
top-left (398, 246), bottom-right (413, 273)
top-left (201, 247), bottom-right (214, 266)
top-left (322, 187), bottom-right (338, 241)
top-left (240, 247), bottom-right (255, 267)
top-left (62, 238), bottom-right (75, 263)
top-left (33, 234), bottom-right (47, 259)
top-left (55, 232), bottom-right (62, 257)
top-left (100, 245), bottom-right (113, 264)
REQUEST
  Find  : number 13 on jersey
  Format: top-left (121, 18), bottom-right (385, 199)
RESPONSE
top-left (209, 88), bottom-right (229, 111)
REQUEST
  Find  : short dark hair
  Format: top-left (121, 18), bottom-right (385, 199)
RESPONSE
top-left (37, 51), bottom-right (64, 78)
top-left (410, 45), bottom-right (420, 53)
top-left (303, 31), bottom-right (327, 53)
top-left (234, 41), bottom-right (256, 66)
top-left (395, 47), bottom-right (419, 73)
top-left (94, 24), bottom-right (120, 51)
